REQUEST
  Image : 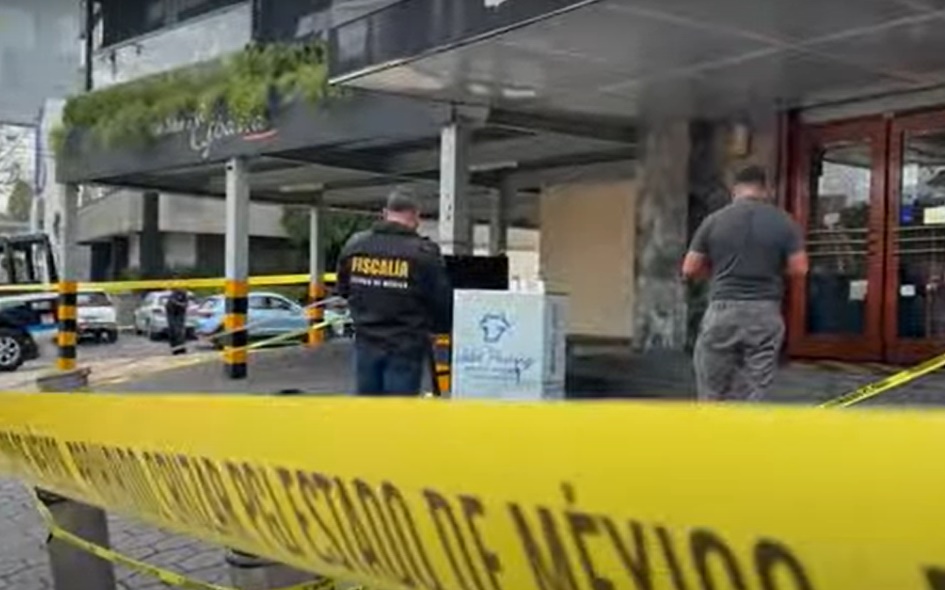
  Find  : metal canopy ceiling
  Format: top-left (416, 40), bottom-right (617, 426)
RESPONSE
top-left (94, 108), bottom-right (635, 228)
top-left (330, 0), bottom-right (945, 120)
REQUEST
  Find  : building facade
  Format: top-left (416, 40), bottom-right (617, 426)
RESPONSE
top-left (55, 0), bottom-right (945, 366)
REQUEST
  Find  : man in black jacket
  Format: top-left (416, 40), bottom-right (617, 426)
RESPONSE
top-left (337, 188), bottom-right (452, 395)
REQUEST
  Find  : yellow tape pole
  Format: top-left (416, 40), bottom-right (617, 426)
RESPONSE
top-left (56, 281), bottom-right (78, 372)
top-left (4, 397), bottom-right (945, 589)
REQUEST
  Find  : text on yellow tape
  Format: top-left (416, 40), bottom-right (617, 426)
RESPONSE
top-left (1, 395), bottom-right (945, 590)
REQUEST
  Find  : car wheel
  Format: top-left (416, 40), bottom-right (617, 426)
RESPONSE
top-left (0, 329), bottom-right (26, 372)
top-left (104, 330), bottom-right (119, 344)
top-left (147, 321), bottom-right (161, 341)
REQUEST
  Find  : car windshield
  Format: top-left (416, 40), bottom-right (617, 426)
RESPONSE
top-left (199, 297), bottom-right (222, 311)
top-left (78, 292), bottom-right (110, 307)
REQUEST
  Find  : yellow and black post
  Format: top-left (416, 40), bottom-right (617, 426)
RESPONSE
top-left (56, 281), bottom-right (77, 372)
top-left (307, 202), bottom-right (326, 347)
top-left (432, 333), bottom-right (451, 396)
top-left (224, 280), bottom-right (248, 379)
top-left (224, 156), bottom-right (250, 379)
top-left (307, 281), bottom-right (326, 346)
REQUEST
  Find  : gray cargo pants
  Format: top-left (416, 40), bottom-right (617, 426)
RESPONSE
top-left (694, 300), bottom-right (784, 402)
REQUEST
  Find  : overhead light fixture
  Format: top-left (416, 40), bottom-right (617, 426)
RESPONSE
top-left (501, 86), bottom-right (537, 100)
top-left (278, 182), bottom-right (325, 194)
top-left (467, 82), bottom-right (491, 96)
top-left (470, 161), bottom-right (518, 173)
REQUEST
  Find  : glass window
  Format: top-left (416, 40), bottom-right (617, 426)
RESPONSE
top-left (805, 140), bottom-right (872, 335)
top-left (269, 296), bottom-right (294, 311)
top-left (78, 292), bottom-right (112, 307)
top-left (895, 129), bottom-right (945, 339)
top-left (249, 296), bottom-right (268, 310)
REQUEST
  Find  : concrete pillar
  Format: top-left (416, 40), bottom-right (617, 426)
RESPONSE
top-left (224, 158), bottom-right (250, 379)
top-left (308, 200), bottom-right (326, 346)
top-left (139, 191), bottom-right (163, 278)
top-left (439, 122), bottom-right (473, 255)
top-left (633, 122), bottom-right (690, 352)
top-left (488, 174), bottom-right (513, 256)
top-left (57, 184), bottom-right (78, 372)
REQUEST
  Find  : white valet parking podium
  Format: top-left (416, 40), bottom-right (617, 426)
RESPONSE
top-left (451, 288), bottom-right (568, 400)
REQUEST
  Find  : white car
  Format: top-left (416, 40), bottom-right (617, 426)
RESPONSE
top-left (77, 291), bottom-right (119, 343)
top-left (133, 291), bottom-right (199, 340)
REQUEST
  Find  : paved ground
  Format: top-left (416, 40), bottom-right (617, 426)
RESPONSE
top-left (4, 337), bottom-right (945, 589)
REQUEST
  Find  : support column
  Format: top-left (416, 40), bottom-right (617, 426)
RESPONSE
top-left (224, 158), bottom-right (250, 380)
top-left (57, 184), bottom-right (78, 372)
top-left (140, 191), bottom-right (164, 279)
top-left (308, 200), bottom-right (326, 346)
top-left (439, 122), bottom-right (473, 255)
top-left (488, 174), bottom-right (513, 256)
top-left (633, 122), bottom-right (691, 352)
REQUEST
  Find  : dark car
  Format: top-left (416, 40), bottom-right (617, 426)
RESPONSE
top-left (0, 294), bottom-right (55, 371)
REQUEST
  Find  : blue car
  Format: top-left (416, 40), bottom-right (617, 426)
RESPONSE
top-left (196, 291), bottom-right (310, 347)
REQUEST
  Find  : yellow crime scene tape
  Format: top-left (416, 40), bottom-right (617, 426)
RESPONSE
top-left (0, 273), bottom-right (338, 294)
top-left (33, 492), bottom-right (336, 590)
top-left (5, 396), bottom-right (945, 589)
top-left (817, 349), bottom-right (945, 408)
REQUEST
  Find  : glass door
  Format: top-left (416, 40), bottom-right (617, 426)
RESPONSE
top-left (885, 112), bottom-right (945, 362)
top-left (787, 118), bottom-right (887, 360)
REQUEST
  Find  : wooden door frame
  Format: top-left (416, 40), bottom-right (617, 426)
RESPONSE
top-left (786, 115), bottom-right (889, 361)
top-left (884, 109), bottom-right (945, 363)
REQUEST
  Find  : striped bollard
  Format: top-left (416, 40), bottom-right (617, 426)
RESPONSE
top-left (56, 281), bottom-right (77, 372)
top-left (224, 280), bottom-right (248, 379)
top-left (433, 333), bottom-right (451, 397)
top-left (307, 282), bottom-right (326, 347)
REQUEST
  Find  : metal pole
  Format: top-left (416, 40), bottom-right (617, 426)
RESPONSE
top-left (439, 121), bottom-right (473, 255)
top-left (57, 183), bottom-right (78, 372)
top-left (308, 198), bottom-right (326, 346)
top-left (224, 158), bottom-right (250, 379)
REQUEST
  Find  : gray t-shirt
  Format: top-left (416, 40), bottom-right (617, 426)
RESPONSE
top-left (689, 199), bottom-right (803, 301)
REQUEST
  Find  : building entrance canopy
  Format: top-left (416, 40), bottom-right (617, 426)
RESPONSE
top-left (330, 0), bottom-right (945, 121)
top-left (56, 90), bottom-right (634, 226)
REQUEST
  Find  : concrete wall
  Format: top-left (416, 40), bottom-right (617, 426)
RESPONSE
top-left (91, 2), bottom-right (252, 89)
top-left (540, 180), bottom-right (636, 339)
top-left (158, 194), bottom-right (288, 238)
top-left (78, 191), bottom-right (289, 242)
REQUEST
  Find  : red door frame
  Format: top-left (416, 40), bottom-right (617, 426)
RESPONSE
top-left (786, 116), bottom-right (889, 361)
top-left (884, 110), bottom-right (945, 363)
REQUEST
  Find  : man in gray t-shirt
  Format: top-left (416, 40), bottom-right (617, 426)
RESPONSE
top-left (682, 166), bottom-right (808, 401)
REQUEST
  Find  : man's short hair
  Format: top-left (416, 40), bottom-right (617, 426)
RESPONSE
top-left (385, 187), bottom-right (420, 213)
top-left (734, 165), bottom-right (768, 187)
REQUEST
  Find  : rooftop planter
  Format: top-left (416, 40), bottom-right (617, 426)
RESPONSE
top-left (53, 42), bottom-right (333, 157)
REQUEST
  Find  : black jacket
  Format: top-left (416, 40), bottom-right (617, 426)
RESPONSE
top-left (337, 221), bottom-right (452, 353)
top-left (165, 290), bottom-right (188, 318)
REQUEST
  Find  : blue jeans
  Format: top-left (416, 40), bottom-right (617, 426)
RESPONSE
top-left (354, 340), bottom-right (424, 396)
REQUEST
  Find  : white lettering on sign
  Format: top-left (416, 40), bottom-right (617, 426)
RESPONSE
top-left (152, 113), bottom-right (274, 159)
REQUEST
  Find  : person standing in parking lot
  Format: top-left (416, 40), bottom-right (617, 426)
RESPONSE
top-left (337, 188), bottom-right (452, 396)
top-left (682, 166), bottom-right (809, 402)
top-left (165, 288), bottom-right (189, 355)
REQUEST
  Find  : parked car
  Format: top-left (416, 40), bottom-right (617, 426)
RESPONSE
top-left (133, 290), bottom-right (199, 340)
top-left (324, 299), bottom-right (353, 338)
top-left (196, 291), bottom-right (309, 346)
top-left (0, 293), bottom-right (53, 371)
top-left (77, 291), bottom-right (119, 343)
